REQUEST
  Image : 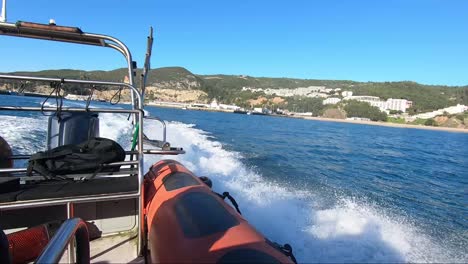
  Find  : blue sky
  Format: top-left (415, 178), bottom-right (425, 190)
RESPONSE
top-left (0, 0), bottom-right (467, 86)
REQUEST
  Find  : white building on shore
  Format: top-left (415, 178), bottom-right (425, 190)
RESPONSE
top-left (413, 104), bottom-right (468, 119)
top-left (341, 91), bottom-right (353, 97)
top-left (386, 98), bottom-right (413, 112)
top-left (343, 96), bottom-right (413, 113)
top-left (323, 97), bottom-right (341, 105)
top-left (210, 99), bottom-right (240, 111)
top-left (219, 104), bottom-right (240, 111)
top-left (210, 99), bottom-right (220, 109)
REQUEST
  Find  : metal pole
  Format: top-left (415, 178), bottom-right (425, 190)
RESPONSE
top-left (137, 111), bottom-right (144, 256)
top-left (85, 32), bottom-right (139, 120)
top-left (79, 33), bottom-right (136, 101)
top-left (140, 27), bottom-right (153, 102)
top-left (67, 202), bottom-right (75, 264)
top-left (0, 0), bottom-right (6, 22)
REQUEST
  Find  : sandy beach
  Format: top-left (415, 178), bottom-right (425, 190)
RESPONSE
top-left (300, 116), bottom-right (468, 133)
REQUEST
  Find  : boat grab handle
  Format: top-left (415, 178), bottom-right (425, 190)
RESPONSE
top-left (143, 116), bottom-right (172, 149)
top-left (35, 218), bottom-right (90, 264)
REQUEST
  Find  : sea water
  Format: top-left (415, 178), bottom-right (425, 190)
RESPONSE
top-left (0, 95), bottom-right (467, 263)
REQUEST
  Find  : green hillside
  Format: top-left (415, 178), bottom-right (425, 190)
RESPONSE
top-left (198, 75), bottom-right (467, 113)
top-left (1, 67), bottom-right (467, 113)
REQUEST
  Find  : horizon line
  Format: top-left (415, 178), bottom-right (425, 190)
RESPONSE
top-left (4, 66), bottom-right (468, 88)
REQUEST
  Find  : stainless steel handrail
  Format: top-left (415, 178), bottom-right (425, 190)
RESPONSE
top-left (0, 160), bottom-right (138, 173)
top-left (0, 18), bottom-right (151, 256)
top-left (12, 170), bottom-right (139, 181)
top-left (143, 149), bottom-right (185, 155)
top-left (35, 218), bottom-right (90, 264)
top-left (0, 20), bottom-right (138, 109)
top-left (0, 192), bottom-right (139, 210)
top-left (0, 74), bottom-right (142, 109)
top-left (6, 150), bottom-right (184, 160)
top-left (80, 32), bottom-right (137, 108)
top-left (0, 106), bottom-right (139, 114)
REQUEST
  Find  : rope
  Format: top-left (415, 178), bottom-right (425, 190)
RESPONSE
top-left (18, 82), bottom-right (26, 94)
top-left (85, 85), bottom-right (96, 111)
top-left (110, 87), bottom-right (123, 105)
top-left (41, 80), bottom-right (64, 120)
top-left (280, 244), bottom-right (297, 264)
top-left (217, 192), bottom-right (242, 215)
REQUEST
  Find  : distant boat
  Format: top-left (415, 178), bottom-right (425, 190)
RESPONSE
top-left (233, 109), bottom-right (247, 114)
top-left (250, 107), bottom-right (271, 116)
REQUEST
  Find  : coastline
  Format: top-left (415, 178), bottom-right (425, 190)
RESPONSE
top-left (1, 94), bottom-right (466, 134)
top-left (300, 116), bottom-right (468, 134)
top-left (146, 103), bottom-right (468, 134)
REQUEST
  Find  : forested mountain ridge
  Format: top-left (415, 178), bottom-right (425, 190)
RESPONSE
top-left (1, 67), bottom-right (467, 113)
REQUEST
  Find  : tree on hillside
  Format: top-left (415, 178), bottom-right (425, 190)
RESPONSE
top-left (343, 100), bottom-right (387, 121)
top-left (424, 118), bottom-right (437, 126)
top-left (389, 110), bottom-right (403, 115)
top-left (284, 97), bottom-right (324, 115)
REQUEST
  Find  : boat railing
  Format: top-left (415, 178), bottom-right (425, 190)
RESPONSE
top-left (0, 99), bottom-right (145, 254)
top-left (0, 4), bottom-right (184, 258)
top-left (0, 74), bottom-right (142, 109)
top-left (0, 18), bottom-right (139, 108)
top-left (35, 218), bottom-right (90, 264)
top-left (0, 17), bottom-right (147, 257)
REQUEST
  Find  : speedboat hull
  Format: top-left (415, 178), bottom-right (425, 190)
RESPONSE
top-left (143, 160), bottom-right (293, 263)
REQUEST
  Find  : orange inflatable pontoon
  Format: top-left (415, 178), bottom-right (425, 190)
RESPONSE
top-left (144, 160), bottom-right (296, 263)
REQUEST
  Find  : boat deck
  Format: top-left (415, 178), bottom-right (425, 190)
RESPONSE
top-left (60, 232), bottom-right (142, 263)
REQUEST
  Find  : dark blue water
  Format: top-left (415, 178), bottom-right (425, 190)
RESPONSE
top-left (1, 95), bottom-right (467, 262)
top-left (148, 108), bottom-right (467, 228)
top-left (145, 106), bottom-right (468, 261)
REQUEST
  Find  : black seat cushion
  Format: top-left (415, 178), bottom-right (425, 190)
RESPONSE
top-left (0, 176), bottom-right (138, 203)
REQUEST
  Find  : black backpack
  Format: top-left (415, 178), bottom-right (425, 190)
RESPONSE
top-left (27, 137), bottom-right (126, 179)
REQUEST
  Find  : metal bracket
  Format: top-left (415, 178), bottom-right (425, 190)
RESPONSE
top-left (140, 27), bottom-right (153, 101)
top-left (143, 116), bottom-right (184, 155)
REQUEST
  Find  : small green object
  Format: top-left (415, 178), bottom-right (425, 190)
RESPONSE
top-left (131, 123), bottom-right (139, 151)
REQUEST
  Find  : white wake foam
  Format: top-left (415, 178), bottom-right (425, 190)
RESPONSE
top-left (0, 115), bottom-right (47, 154)
top-left (142, 119), bottom-right (466, 263)
top-left (1, 110), bottom-right (465, 263)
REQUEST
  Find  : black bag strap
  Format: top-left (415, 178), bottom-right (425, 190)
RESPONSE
top-left (84, 165), bottom-right (104, 181)
top-left (27, 159), bottom-right (56, 179)
top-left (26, 161), bottom-right (33, 176)
top-left (28, 148), bottom-right (76, 161)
